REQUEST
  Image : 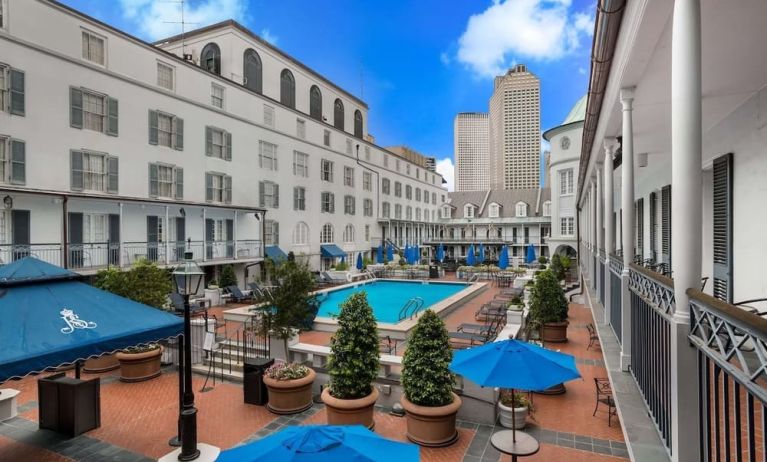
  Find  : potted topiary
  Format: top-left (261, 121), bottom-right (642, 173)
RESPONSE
top-left (560, 255), bottom-right (572, 283)
top-left (263, 362), bottom-right (316, 415)
top-left (116, 343), bottom-right (163, 382)
top-left (549, 254), bottom-right (566, 283)
top-left (498, 390), bottom-right (533, 429)
top-left (400, 310), bottom-right (462, 447)
top-left (322, 292), bottom-right (380, 429)
top-left (527, 270), bottom-right (569, 343)
top-left (508, 296), bottom-right (524, 311)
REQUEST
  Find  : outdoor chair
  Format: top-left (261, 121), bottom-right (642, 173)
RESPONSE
top-left (169, 293), bottom-right (206, 313)
top-left (592, 378), bottom-right (616, 426)
top-left (457, 312), bottom-right (506, 337)
top-left (586, 323), bottom-right (600, 350)
top-left (379, 335), bottom-right (400, 355)
top-left (449, 316), bottom-right (500, 348)
top-left (224, 285), bottom-right (253, 303)
top-left (475, 302), bottom-right (507, 321)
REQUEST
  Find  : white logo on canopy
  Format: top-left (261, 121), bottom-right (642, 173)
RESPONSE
top-left (60, 308), bottom-right (97, 334)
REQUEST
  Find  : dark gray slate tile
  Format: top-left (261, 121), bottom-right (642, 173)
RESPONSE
top-left (574, 434), bottom-right (592, 443)
top-left (557, 438), bottom-right (575, 448)
top-left (556, 432), bottom-right (575, 441)
top-left (465, 436), bottom-right (490, 457)
top-left (574, 441), bottom-right (593, 451)
top-left (593, 444), bottom-right (613, 455)
top-left (613, 448), bottom-right (630, 458)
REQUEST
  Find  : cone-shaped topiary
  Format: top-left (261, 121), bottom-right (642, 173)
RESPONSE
top-left (527, 269), bottom-right (568, 330)
top-left (327, 292), bottom-right (380, 399)
top-left (401, 310), bottom-right (454, 407)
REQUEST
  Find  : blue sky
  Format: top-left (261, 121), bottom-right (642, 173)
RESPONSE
top-left (62, 0), bottom-right (595, 190)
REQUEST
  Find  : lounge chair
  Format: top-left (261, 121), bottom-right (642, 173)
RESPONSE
top-left (224, 285), bottom-right (253, 303)
top-left (169, 293), bottom-right (206, 313)
top-left (457, 312), bottom-right (506, 336)
top-left (475, 300), bottom-right (509, 320)
top-left (448, 327), bottom-right (496, 348)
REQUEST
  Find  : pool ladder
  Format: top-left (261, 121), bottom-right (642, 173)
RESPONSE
top-left (398, 296), bottom-right (425, 321)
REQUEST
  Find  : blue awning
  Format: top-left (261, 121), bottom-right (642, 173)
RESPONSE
top-left (0, 257), bottom-right (183, 383)
top-left (321, 244), bottom-right (346, 258)
top-left (264, 245), bottom-right (287, 261)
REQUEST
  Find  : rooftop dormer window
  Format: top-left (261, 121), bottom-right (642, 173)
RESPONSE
top-left (201, 43), bottom-right (220, 75)
top-left (464, 204), bottom-right (475, 218)
top-left (334, 99), bottom-right (345, 130)
top-left (516, 202), bottom-right (528, 217)
top-left (488, 203), bottom-right (500, 218)
top-left (243, 49), bottom-right (262, 94)
top-left (280, 69), bottom-right (295, 109)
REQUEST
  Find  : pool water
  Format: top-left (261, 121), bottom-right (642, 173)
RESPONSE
top-left (315, 280), bottom-right (469, 323)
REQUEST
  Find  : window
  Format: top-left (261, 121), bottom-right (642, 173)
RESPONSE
top-left (464, 204), bottom-right (474, 218)
top-left (382, 178), bottom-right (390, 195)
top-left (363, 172), bottom-right (372, 191)
top-left (321, 192), bottom-right (335, 213)
top-left (382, 202), bottom-right (390, 218)
top-left (0, 137), bottom-right (25, 185)
top-left (71, 150), bottom-right (118, 193)
top-left (321, 159), bottom-right (333, 182)
top-left (293, 222), bottom-right (309, 245)
top-left (296, 119), bottom-right (306, 139)
top-left (293, 151), bottom-right (309, 177)
top-left (416, 169), bottom-right (420, 179)
top-left (205, 126), bottom-right (232, 160)
top-left (334, 99), bottom-right (344, 130)
top-left (344, 166), bottom-right (354, 187)
top-left (206, 172), bottom-right (232, 203)
top-left (364, 146), bottom-right (371, 161)
top-left (363, 199), bottom-right (373, 217)
top-left (344, 195), bottom-right (355, 215)
top-left (406, 164), bottom-right (411, 175)
top-left (201, 43), bottom-right (221, 74)
top-left (543, 201), bottom-right (551, 217)
top-left (559, 169), bottom-right (574, 195)
top-left (441, 206), bottom-right (452, 219)
top-left (280, 69), bottom-right (295, 108)
top-left (258, 181), bottom-right (279, 208)
top-left (310, 85), bottom-right (322, 121)
top-left (395, 182), bottom-right (402, 197)
top-left (243, 49), bottom-right (262, 93)
top-left (258, 141), bottom-right (278, 171)
top-left (343, 224), bottom-right (355, 243)
top-left (70, 87), bottom-right (118, 135)
top-left (354, 110), bottom-right (363, 138)
top-left (321, 223), bottom-right (334, 243)
top-left (560, 217), bottom-right (574, 236)
top-left (157, 62), bottom-right (174, 90)
top-left (432, 192), bottom-right (437, 204)
top-left (81, 30), bottom-right (105, 65)
top-left (395, 204), bottom-right (402, 219)
top-left (365, 225), bottom-right (370, 241)
top-left (211, 83), bottom-right (225, 108)
top-left (323, 130), bottom-right (331, 147)
top-left (148, 163), bottom-right (183, 199)
top-left (488, 203), bottom-right (500, 218)
top-left (415, 208), bottom-right (421, 221)
top-left (383, 153), bottom-right (389, 167)
top-left (0, 0), bottom-right (5, 30)
top-left (264, 220), bottom-right (279, 245)
top-left (82, 214), bottom-right (107, 243)
top-left (405, 185), bottom-right (412, 200)
top-left (148, 110), bottom-right (183, 150)
top-left (516, 202), bottom-right (527, 217)
top-left (263, 105), bottom-right (275, 127)
top-left (406, 206), bottom-right (412, 220)
top-left (346, 139), bottom-right (353, 155)
top-left (415, 188), bottom-right (421, 202)
top-left (293, 187), bottom-right (306, 211)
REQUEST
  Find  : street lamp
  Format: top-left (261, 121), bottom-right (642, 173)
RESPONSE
top-left (172, 251), bottom-right (204, 461)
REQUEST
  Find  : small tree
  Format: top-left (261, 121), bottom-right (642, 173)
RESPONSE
top-left (549, 254), bottom-right (566, 281)
top-left (218, 265), bottom-right (238, 288)
top-left (401, 310), bottom-right (454, 407)
top-left (527, 269), bottom-right (568, 330)
top-left (327, 292), bottom-right (380, 399)
top-left (538, 255), bottom-right (548, 265)
top-left (94, 259), bottom-right (172, 309)
top-left (560, 255), bottom-right (572, 281)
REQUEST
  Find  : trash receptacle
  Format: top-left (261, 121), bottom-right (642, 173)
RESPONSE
top-left (429, 265), bottom-right (439, 279)
top-left (243, 358), bottom-right (274, 405)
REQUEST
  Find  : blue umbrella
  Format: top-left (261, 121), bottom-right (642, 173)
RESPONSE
top-left (498, 245), bottom-right (509, 270)
top-left (377, 244), bottom-right (384, 264)
top-left (450, 339), bottom-right (581, 441)
top-left (436, 243), bottom-right (445, 263)
top-left (403, 244), bottom-right (409, 265)
top-left (466, 244), bottom-right (475, 266)
top-left (216, 425), bottom-right (420, 462)
top-left (478, 243), bottom-right (485, 264)
top-left (525, 244), bottom-right (536, 264)
top-left (413, 244), bottom-right (420, 264)
top-left (386, 244), bottom-right (394, 262)
top-left (356, 253), bottom-right (363, 271)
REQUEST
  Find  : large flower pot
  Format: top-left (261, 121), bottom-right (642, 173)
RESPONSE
top-left (321, 386), bottom-right (378, 429)
top-left (264, 368), bottom-right (316, 415)
top-left (116, 347), bottom-right (163, 383)
top-left (400, 393), bottom-right (462, 447)
top-left (498, 401), bottom-right (528, 429)
top-left (541, 321), bottom-right (568, 343)
top-left (536, 383), bottom-right (567, 395)
top-left (83, 354), bottom-right (119, 373)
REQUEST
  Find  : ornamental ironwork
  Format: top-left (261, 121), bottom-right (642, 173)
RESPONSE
top-left (628, 268), bottom-right (675, 315)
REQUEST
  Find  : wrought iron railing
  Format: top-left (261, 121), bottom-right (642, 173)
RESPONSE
top-left (0, 243), bottom-right (63, 267)
top-left (599, 259), bottom-right (605, 304)
top-left (609, 253), bottom-right (623, 343)
top-left (609, 253), bottom-right (624, 276)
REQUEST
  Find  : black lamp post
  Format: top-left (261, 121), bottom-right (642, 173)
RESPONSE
top-left (171, 251), bottom-right (204, 461)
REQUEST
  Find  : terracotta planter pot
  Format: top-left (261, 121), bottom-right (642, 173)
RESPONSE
top-left (498, 401), bottom-right (528, 429)
top-left (321, 386), bottom-right (378, 429)
top-left (83, 354), bottom-right (119, 373)
top-left (116, 347), bottom-right (163, 383)
top-left (541, 321), bottom-right (568, 343)
top-left (264, 368), bottom-right (316, 415)
top-left (535, 383), bottom-right (566, 395)
top-left (400, 393), bottom-right (462, 447)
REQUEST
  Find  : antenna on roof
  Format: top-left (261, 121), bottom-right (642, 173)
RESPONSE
top-left (161, 0), bottom-right (199, 59)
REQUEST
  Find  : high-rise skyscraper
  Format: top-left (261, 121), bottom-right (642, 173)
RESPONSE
top-left (454, 112), bottom-right (490, 191)
top-left (489, 64), bottom-right (541, 189)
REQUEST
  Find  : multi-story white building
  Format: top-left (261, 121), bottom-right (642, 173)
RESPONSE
top-left (0, 0), bottom-right (446, 280)
top-left (489, 64), bottom-right (541, 190)
top-left (453, 112), bottom-right (490, 191)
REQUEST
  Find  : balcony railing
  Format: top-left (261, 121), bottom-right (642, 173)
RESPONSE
top-left (0, 243), bottom-right (63, 267)
top-left (424, 237), bottom-right (546, 245)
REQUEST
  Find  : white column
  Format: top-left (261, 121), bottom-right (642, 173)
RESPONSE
top-left (118, 202), bottom-right (124, 268)
top-left (670, 1), bottom-right (702, 460)
top-left (620, 86), bottom-right (635, 371)
top-left (603, 139), bottom-right (618, 326)
top-left (596, 165), bottom-right (603, 295)
top-left (164, 206), bottom-right (169, 264)
top-left (202, 207), bottom-right (207, 262)
top-left (233, 211), bottom-right (238, 259)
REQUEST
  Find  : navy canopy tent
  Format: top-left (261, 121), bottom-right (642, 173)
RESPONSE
top-left (0, 257), bottom-right (184, 383)
top-left (320, 244), bottom-right (346, 259)
top-left (264, 245), bottom-right (288, 261)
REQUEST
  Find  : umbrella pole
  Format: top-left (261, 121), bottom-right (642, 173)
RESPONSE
top-left (511, 388), bottom-right (517, 443)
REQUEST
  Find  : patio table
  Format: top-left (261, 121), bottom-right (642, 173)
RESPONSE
top-left (490, 430), bottom-right (540, 462)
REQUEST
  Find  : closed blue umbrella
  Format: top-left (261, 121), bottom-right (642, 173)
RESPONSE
top-left (386, 244), bottom-right (394, 262)
top-left (498, 245), bottom-right (509, 270)
top-left (377, 244), bottom-right (384, 264)
top-left (413, 244), bottom-right (420, 264)
top-left (436, 243), bottom-right (445, 263)
top-left (217, 425), bottom-right (420, 462)
top-left (356, 253), bottom-right (363, 270)
top-left (466, 244), bottom-right (475, 266)
top-left (478, 243), bottom-right (485, 264)
top-left (525, 244), bottom-right (536, 264)
top-left (403, 244), bottom-right (410, 265)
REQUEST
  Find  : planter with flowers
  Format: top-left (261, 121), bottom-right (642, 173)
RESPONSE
top-left (498, 390), bottom-right (534, 429)
top-left (263, 362), bottom-right (316, 415)
top-left (116, 344), bottom-right (163, 382)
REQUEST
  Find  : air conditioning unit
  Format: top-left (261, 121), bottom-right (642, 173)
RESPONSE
top-left (183, 53), bottom-right (193, 61)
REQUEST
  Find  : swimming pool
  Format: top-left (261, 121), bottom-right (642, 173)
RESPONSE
top-left (314, 280), bottom-right (470, 324)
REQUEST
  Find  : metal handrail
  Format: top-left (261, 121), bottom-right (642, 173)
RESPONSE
top-left (398, 297), bottom-right (424, 321)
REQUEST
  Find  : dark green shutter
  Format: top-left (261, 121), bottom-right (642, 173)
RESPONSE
top-left (70, 87), bottom-right (83, 128)
top-left (9, 69), bottom-right (24, 116)
top-left (649, 191), bottom-right (658, 262)
top-left (148, 163), bottom-right (159, 197)
top-left (259, 181), bottom-right (265, 207)
top-left (174, 167), bottom-right (183, 199)
top-left (70, 150), bottom-right (83, 191)
top-left (10, 139), bottom-right (25, 185)
top-left (148, 110), bottom-right (159, 145)
top-left (205, 173), bottom-right (213, 201)
top-left (205, 127), bottom-right (213, 156)
top-left (174, 117), bottom-right (184, 150)
top-left (661, 185), bottom-right (672, 268)
top-left (273, 222), bottom-right (279, 245)
top-left (273, 184), bottom-right (279, 208)
top-left (712, 153), bottom-right (733, 302)
top-left (330, 193), bottom-right (335, 214)
top-left (107, 157), bottom-right (118, 193)
top-left (224, 131), bottom-right (232, 160)
top-left (224, 175), bottom-right (232, 204)
top-left (106, 97), bottom-right (118, 136)
top-left (636, 198), bottom-right (644, 261)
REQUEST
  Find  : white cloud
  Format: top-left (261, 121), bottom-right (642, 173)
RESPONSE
top-left (260, 28), bottom-right (278, 45)
top-left (440, 52), bottom-right (451, 66)
top-left (578, 66), bottom-right (587, 75)
top-left (118, 0), bottom-right (247, 41)
top-left (455, 0), bottom-right (594, 78)
top-left (436, 158), bottom-right (455, 192)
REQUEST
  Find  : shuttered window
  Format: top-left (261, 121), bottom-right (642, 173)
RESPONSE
top-left (293, 187), bottom-right (306, 211)
top-left (71, 150), bottom-right (117, 193)
top-left (344, 195), bottom-right (355, 215)
top-left (661, 185), bottom-right (672, 267)
top-left (258, 141), bottom-right (278, 170)
top-left (321, 192), bottom-right (335, 213)
top-left (712, 153), bottom-right (733, 302)
top-left (649, 192), bottom-right (658, 262)
top-left (636, 198), bottom-right (644, 261)
top-left (264, 220), bottom-right (279, 245)
top-left (310, 86), bottom-right (322, 121)
top-left (205, 126), bottom-right (231, 160)
top-left (148, 110), bottom-right (183, 150)
top-left (0, 67), bottom-right (25, 116)
top-left (0, 138), bottom-right (25, 185)
top-left (205, 172), bottom-right (231, 204)
top-left (148, 163), bottom-right (183, 199)
top-left (70, 87), bottom-right (117, 136)
top-left (258, 181), bottom-right (279, 208)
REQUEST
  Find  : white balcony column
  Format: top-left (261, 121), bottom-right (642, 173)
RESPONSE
top-left (164, 206), bottom-right (169, 264)
top-left (233, 211), bottom-right (238, 260)
top-left (620, 86), bottom-right (636, 371)
top-left (590, 179), bottom-right (597, 289)
top-left (670, 0), bottom-right (702, 460)
top-left (603, 138), bottom-right (619, 326)
top-left (202, 207), bottom-right (207, 262)
top-left (118, 202), bottom-right (124, 268)
top-left (596, 165), bottom-right (603, 296)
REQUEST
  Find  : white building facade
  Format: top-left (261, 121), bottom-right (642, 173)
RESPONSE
top-left (453, 112), bottom-right (490, 192)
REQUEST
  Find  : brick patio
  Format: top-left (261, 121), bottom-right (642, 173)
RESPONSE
top-left (0, 276), bottom-right (629, 461)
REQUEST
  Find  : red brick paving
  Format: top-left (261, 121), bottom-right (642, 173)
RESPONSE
top-left (515, 443), bottom-right (628, 461)
top-left (0, 434), bottom-right (74, 461)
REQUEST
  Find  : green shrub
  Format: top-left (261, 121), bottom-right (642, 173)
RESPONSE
top-left (334, 261), bottom-right (349, 271)
top-left (218, 265), bottom-right (237, 288)
top-left (327, 292), bottom-right (380, 399)
top-left (94, 259), bottom-right (172, 309)
top-left (401, 310), bottom-right (454, 407)
top-left (527, 270), bottom-right (568, 330)
top-left (538, 256), bottom-right (548, 265)
top-left (549, 254), bottom-right (566, 281)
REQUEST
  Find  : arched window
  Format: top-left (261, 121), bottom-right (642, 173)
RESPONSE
top-left (293, 222), bottom-right (309, 245)
top-left (515, 202), bottom-right (528, 217)
top-left (243, 49), bottom-right (262, 94)
top-left (310, 85), bottom-right (322, 121)
top-left (333, 99), bottom-right (344, 130)
top-left (354, 110), bottom-right (363, 138)
top-left (280, 69), bottom-right (295, 109)
top-left (201, 43), bottom-right (221, 75)
top-left (343, 224), bottom-right (355, 243)
top-left (320, 223), bottom-right (334, 243)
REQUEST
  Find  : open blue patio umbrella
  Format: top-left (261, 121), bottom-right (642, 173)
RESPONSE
top-left (216, 425), bottom-right (419, 462)
top-left (478, 243), bottom-right (486, 264)
top-left (377, 244), bottom-right (384, 264)
top-left (436, 243), bottom-right (445, 263)
top-left (525, 243), bottom-right (536, 264)
top-left (450, 339), bottom-right (581, 442)
top-left (356, 252), bottom-right (363, 270)
top-left (386, 243), bottom-right (394, 262)
top-left (466, 244), bottom-right (476, 266)
top-left (498, 245), bottom-right (509, 270)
